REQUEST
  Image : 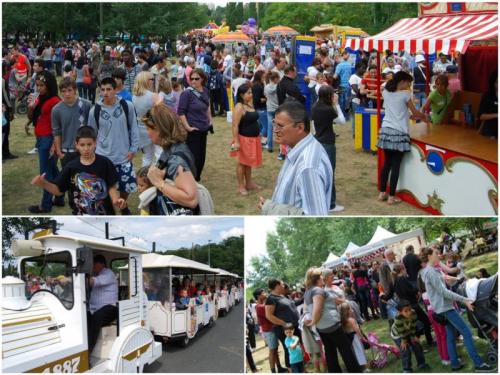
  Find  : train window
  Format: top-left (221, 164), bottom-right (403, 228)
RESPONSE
top-left (21, 251), bottom-right (74, 309)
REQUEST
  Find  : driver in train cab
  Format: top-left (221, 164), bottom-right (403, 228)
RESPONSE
top-left (88, 254), bottom-right (118, 352)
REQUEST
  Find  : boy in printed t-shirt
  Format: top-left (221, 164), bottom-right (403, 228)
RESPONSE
top-left (31, 126), bottom-right (126, 215)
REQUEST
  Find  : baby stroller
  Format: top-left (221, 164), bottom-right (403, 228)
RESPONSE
top-left (16, 84), bottom-right (31, 115)
top-left (456, 273), bottom-right (498, 364)
top-left (362, 332), bottom-right (401, 369)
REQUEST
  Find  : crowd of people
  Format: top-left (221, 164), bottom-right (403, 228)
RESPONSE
top-left (2, 33), bottom-right (498, 215)
top-left (248, 235), bottom-right (497, 373)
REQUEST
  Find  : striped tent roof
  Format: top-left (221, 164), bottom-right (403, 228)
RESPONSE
top-left (211, 32), bottom-right (255, 44)
top-left (345, 14), bottom-right (498, 54)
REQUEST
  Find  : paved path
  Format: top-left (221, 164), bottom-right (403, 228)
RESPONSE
top-left (146, 301), bottom-right (244, 373)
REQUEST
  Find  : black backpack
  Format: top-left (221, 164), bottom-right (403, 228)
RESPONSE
top-left (93, 98), bottom-right (133, 145)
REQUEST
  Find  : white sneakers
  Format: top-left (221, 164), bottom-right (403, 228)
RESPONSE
top-left (329, 204), bottom-right (345, 213)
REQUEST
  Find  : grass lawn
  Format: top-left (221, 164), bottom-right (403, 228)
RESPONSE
top-left (248, 253), bottom-right (497, 373)
top-left (464, 251), bottom-right (498, 278)
top-left (3, 112), bottom-right (426, 215)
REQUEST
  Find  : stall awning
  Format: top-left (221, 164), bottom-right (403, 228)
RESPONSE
top-left (345, 14), bottom-right (498, 54)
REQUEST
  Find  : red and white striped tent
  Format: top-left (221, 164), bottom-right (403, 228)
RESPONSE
top-left (342, 226), bottom-right (425, 264)
top-left (344, 13), bottom-right (498, 54)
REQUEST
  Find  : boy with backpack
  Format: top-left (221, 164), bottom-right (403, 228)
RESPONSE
top-left (88, 76), bottom-right (139, 215)
top-left (31, 126), bottom-right (125, 215)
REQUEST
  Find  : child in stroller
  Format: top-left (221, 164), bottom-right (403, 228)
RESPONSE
top-left (456, 273), bottom-right (498, 364)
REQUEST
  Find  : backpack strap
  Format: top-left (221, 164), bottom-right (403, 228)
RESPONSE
top-left (94, 103), bottom-right (101, 130)
top-left (94, 98), bottom-right (133, 146)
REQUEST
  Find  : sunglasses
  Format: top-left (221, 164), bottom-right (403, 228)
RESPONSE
top-left (191, 77), bottom-right (201, 81)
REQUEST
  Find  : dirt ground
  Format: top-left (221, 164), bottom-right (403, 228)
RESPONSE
top-left (3, 112), bottom-right (426, 215)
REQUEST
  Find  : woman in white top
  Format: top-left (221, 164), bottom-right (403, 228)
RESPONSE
top-left (306, 57), bottom-right (322, 104)
top-left (376, 71), bottom-right (430, 204)
top-left (132, 71), bottom-right (163, 167)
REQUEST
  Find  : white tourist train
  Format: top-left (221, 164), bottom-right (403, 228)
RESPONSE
top-left (1, 233), bottom-right (162, 373)
top-left (134, 252), bottom-right (219, 347)
top-left (211, 268), bottom-right (242, 316)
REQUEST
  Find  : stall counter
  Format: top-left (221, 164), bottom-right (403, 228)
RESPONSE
top-left (380, 123), bottom-right (498, 215)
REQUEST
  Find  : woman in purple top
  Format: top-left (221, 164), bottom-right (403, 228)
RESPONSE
top-left (178, 68), bottom-right (213, 181)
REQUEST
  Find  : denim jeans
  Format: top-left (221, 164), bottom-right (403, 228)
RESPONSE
top-left (290, 361), bottom-right (304, 373)
top-left (266, 111), bottom-right (275, 151)
top-left (320, 143), bottom-right (336, 209)
top-left (443, 309), bottom-right (484, 368)
top-left (309, 86), bottom-right (317, 105)
top-left (414, 92), bottom-right (426, 110)
top-left (257, 109), bottom-right (268, 139)
top-left (77, 82), bottom-right (87, 100)
top-left (36, 136), bottom-right (63, 211)
top-left (394, 337), bottom-right (425, 371)
top-left (338, 86), bottom-right (351, 120)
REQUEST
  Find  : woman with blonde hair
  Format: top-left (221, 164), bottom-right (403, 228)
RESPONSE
top-left (303, 267), bottom-right (361, 372)
top-left (156, 74), bottom-right (177, 111)
top-left (133, 71), bottom-right (163, 167)
top-left (142, 102), bottom-right (199, 215)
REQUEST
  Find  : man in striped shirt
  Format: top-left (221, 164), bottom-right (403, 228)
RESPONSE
top-left (118, 49), bottom-right (142, 92)
top-left (259, 102), bottom-right (332, 215)
top-left (88, 254), bottom-right (118, 352)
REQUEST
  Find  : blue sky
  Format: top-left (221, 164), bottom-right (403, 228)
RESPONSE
top-left (28, 217), bottom-right (244, 252)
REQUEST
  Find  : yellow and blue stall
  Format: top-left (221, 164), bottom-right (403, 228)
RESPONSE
top-left (354, 107), bottom-right (384, 152)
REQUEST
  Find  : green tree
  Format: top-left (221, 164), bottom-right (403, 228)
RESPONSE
top-left (211, 6), bottom-right (226, 24)
top-left (158, 236), bottom-right (244, 277)
top-left (234, 2), bottom-right (245, 27)
top-left (225, 2), bottom-right (237, 30)
top-left (247, 3), bottom-right (257, 20)
top-left (2, 217), bottom-right (57, 275)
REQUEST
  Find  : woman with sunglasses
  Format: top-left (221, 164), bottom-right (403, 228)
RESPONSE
top-left (231, 83), bottom-right (263, 196)
top-left (132, 71), bottom-right (163, 167)
top-left (27, 70), bottom-right (64, 213)
top-left (143, 103), bottom-right (199, 215)
top-left (177, 68), bottom-right (213, 181)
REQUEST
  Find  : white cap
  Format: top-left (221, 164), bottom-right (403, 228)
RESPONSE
top-left (415, 54), bottom-right (425, 63)
top-left (321, 43), bottom-right (327, 49)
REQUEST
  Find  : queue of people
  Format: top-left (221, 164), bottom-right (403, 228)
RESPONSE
top-left (250, 240), bottom-right (496, 373)
top-left (3, 34), bottom-right (497, 215)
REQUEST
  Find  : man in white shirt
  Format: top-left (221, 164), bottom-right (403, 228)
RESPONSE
top-left (433, 53), bottom-right (452, 75)
top-left (88, 254), bottom-right (118, 352)
top-left (239, 54), bottom-right (251, 79)
top-left (272, 56), bottom-right (287, 79)
top-left (223, 48), bottom-right (233, 70)
top-left (263, 50), bottom-right (277, 71)
top-left (382, 57), bottom-right (398, 74)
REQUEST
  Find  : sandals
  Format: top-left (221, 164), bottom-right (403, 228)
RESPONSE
top-left (238, 188), bottom-right (249, 196)
top-left (246, 184), bottom-right (263, 191)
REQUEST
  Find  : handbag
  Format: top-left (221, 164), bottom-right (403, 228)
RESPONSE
top-left (82, 65), bottom-right (92, 85)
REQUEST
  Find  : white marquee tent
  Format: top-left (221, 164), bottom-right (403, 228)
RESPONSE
top-left (324, 226), bottom-right (425, 267)
top-left (323, 241), bottom-right (360, 268)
